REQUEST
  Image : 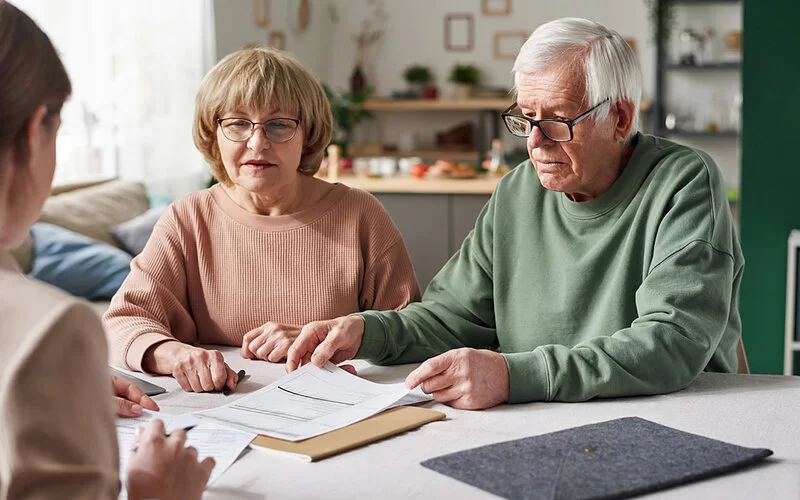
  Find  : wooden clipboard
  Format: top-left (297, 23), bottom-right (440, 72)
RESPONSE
top-left (249, 406), bottom-right (445, 462)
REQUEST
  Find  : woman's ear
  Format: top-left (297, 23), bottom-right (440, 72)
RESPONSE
top-left (612, 98), bottom-right (636, 142)
top-left (25, 105), bottom-right (49, 166)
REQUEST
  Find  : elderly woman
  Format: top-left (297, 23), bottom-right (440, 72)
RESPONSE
top-left (0, 2), bottom-right (213, 498)
top-left (288, 17), bottom-right (745, 410)
top-left (104, 47), bottom-right (419, 393)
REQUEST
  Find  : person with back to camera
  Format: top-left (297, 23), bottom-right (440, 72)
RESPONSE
top-left (0, 2), bottom-right (214, 498)
top-left (103, 46), bottom-right (420, 392)
top-left (287, 17), bottom-right (746, 410)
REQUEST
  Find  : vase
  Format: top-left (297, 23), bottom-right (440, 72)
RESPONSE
top-left (454, 83), bottom-right (472, 100)
top-left (350, 65), bottom-right (366, 94)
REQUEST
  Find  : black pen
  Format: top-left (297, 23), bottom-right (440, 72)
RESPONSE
top-left (131, 424), bottom-right (195, 453)
top-left (222, 369), bottom-right (246, 396)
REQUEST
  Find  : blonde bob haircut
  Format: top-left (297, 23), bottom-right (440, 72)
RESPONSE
top-left (193, 46), bottom-right (332, 184)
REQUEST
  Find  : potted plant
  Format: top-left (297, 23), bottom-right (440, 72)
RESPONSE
top-left (449, 64), bottom-right (480, 100)
top-left (322, 83), bottom-right (374, 158)
top-left (403, 65), bottom-right (433, 98)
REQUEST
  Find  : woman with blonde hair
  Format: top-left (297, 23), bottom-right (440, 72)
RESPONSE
top-left (104, 46), bottom-right (419, 392)
top-left (0, 2), bottom-right (213, 498)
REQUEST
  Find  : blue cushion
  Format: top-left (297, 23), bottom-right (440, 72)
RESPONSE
top-left (29, 223), bottom-right (132, 300)
top-left (111, 206), bottom-right (167, 256)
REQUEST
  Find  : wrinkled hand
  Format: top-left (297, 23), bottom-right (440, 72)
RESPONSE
top-left (147, 342), bottom-right (239, 393)
top-left (286, 316), bottom-right (365, 372)
top-left (405, 348), bottom-right (510, 410)
top-left (113, 375), bottom-right (160, 417)
top-left (241, 321), bottom-right (302, 362)
top-left (126, 419), bottom-right (215, 500)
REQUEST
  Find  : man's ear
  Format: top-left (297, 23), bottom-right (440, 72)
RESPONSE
top-left (25, 105), bottom-right (49, 166)
top-left (612, 98), bottom-right (636, 142)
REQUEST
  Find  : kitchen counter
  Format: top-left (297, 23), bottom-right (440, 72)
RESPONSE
top-left (330, 174), bottom-right (501, 194)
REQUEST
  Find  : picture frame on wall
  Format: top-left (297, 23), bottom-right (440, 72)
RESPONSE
top-left (445, 14), bottom-right (474, 52)
top-left (494, 32), bottom-right (528, 60)
top-left (269, 31), bottom-right (286, 50)
top-left (253, 0), bottom-right (270, 28)
top-left (482, 0), bottom-right (511, 16)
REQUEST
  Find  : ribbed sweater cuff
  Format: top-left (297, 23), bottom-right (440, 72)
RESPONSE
top-left (354, 312), bottom-right (389, 361)
top-left (127, 332), bottom-right (177, 372)
top-left (503, 350), bottom-right (551, 403)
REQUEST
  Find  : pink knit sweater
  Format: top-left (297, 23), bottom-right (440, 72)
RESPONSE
top-left (104, 183), bottom-right (420, 371)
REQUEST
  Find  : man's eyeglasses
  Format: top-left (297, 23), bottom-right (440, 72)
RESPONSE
top-left (501, 99), bottom-right (610, 142)
top-left (217, 117), bottom-right (300, 143)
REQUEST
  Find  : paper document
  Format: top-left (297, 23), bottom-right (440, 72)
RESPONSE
top-left (116, 410), bottom-right (255, 490)
top-left (195, 362), bottom-right (432, 441)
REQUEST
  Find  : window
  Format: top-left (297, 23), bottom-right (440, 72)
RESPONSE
top-left (16, 0), bottom-right (215, 197)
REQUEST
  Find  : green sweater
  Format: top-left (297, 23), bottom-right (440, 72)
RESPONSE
top-left (358, 134), bottom-right (743, 403)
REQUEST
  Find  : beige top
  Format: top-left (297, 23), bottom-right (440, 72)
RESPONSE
top-left (0, 251), bottom-right (119, 499)
top-left (104, 183), bottom-right (420, 371)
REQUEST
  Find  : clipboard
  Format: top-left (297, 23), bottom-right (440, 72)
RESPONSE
top-left (249, 405), bottom-right (445, 462)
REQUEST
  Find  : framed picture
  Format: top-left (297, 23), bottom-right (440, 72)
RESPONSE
top-left (494, 32), bottom-right (528, 60)
top-left (269, 31), bottom-right (286, 50)
top-left (445, 14), bottom-right (474, 52)
top-left (253, 0), bottom-right (271, 28)
top-left (482, 0), bottom-right (511, 16)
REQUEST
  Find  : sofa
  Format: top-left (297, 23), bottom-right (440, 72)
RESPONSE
top-left (9, 179), bottom-right (155, 315)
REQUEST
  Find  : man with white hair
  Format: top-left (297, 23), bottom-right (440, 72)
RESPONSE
top-left (287, 17), bottom-right (744, 409)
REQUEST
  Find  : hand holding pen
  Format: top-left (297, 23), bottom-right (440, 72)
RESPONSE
top-left (127, 419), bottom-right (215, 500)
top-left (223, 369), bottom-right (247, 395)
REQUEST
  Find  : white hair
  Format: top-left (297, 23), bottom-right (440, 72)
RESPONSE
top-left (512, 17), bottom-right (642, 141)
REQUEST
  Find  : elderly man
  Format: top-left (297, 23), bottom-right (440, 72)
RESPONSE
top-left (287, 17), bottom-right (744, 409)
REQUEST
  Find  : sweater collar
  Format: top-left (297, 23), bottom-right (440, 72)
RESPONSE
top-left (559, 133), bottom-right (654, 219)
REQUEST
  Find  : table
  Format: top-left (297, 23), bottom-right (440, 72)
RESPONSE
top-left (134, 347), bottom-right (800, 499)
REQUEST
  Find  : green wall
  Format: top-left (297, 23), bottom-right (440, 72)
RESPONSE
top-left (740, 0), bottom-right (800, 374)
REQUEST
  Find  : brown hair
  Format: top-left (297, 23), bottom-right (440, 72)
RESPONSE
top-left (0, 1), bottom-right (71, 165)
top-left (193, 46), bottom-right (332, 184)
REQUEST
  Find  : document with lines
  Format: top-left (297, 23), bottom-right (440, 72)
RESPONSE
top-left (195, 362), bottom-right (432, 441)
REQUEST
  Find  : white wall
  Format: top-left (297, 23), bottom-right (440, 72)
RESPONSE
top-left (213, 0), bottom-right (741, 187)
top-left (213, 0), bottom-right (334, 79)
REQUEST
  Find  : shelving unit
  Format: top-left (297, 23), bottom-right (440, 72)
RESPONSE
top-left (358, 98), bottom-right (510, 164)
top-left (654, 0), bottom-right (742, 138)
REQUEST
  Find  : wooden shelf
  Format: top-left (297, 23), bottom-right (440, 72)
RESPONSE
top-left (364, 98), bottom-right (510, 111)
top-left (666, 61), bottom-right (740, 70)
top-left (671, 0), bottom-right (739, 4)
top-left (351, 150), bottom-right (479, 161)
top-left (664, 129), bottom-right (739, 138)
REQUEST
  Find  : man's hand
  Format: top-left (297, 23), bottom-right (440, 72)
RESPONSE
top-left (241, 321), bottom-right (302, 362)
top-left (144, 342), bottom-right (239, 393)
top-left (126, 419), bottom-right (215, 500)
top-left (286, 316), bottom-right (365, 372)
top-left (405, 348), bottom-right (510, 410)
top-left (113, 375), bottom-right (160, 417)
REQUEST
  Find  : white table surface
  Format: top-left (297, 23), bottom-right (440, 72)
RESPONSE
top-left (129, 347), bottom-right (800, 499)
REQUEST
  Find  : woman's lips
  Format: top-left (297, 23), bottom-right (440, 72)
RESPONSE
top-left (243, 162), bottom-right (275, 170)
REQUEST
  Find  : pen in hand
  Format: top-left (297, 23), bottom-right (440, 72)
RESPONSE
top-left (222, 369), bottom-right (246, 396)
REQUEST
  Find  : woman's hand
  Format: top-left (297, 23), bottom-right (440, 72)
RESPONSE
top-left (145, 342), bottom-right (239, 393)
top-left (241, 321), bottom-right (302, 362)
top-left (113, 375), bottom-right (160, 417)
top-left (126, 419), bottom-right (215, 500)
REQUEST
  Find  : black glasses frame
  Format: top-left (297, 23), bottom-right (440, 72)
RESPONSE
top-left (217, 117), bottom-right (301, 143)
top-left (501, 98), bottom-right (610, 142)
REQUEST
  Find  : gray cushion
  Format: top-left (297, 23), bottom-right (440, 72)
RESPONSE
top-left (111, 206), bottom-right (167, 255)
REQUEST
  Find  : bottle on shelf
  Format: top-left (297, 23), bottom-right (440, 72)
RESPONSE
top-left (487, 138), bottom-right (507, 175)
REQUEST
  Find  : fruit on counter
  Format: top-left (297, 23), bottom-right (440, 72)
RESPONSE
top-left (428, 159), bottom-right (477, 179)
top-left (410, 163), bottom-right (429, 178)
